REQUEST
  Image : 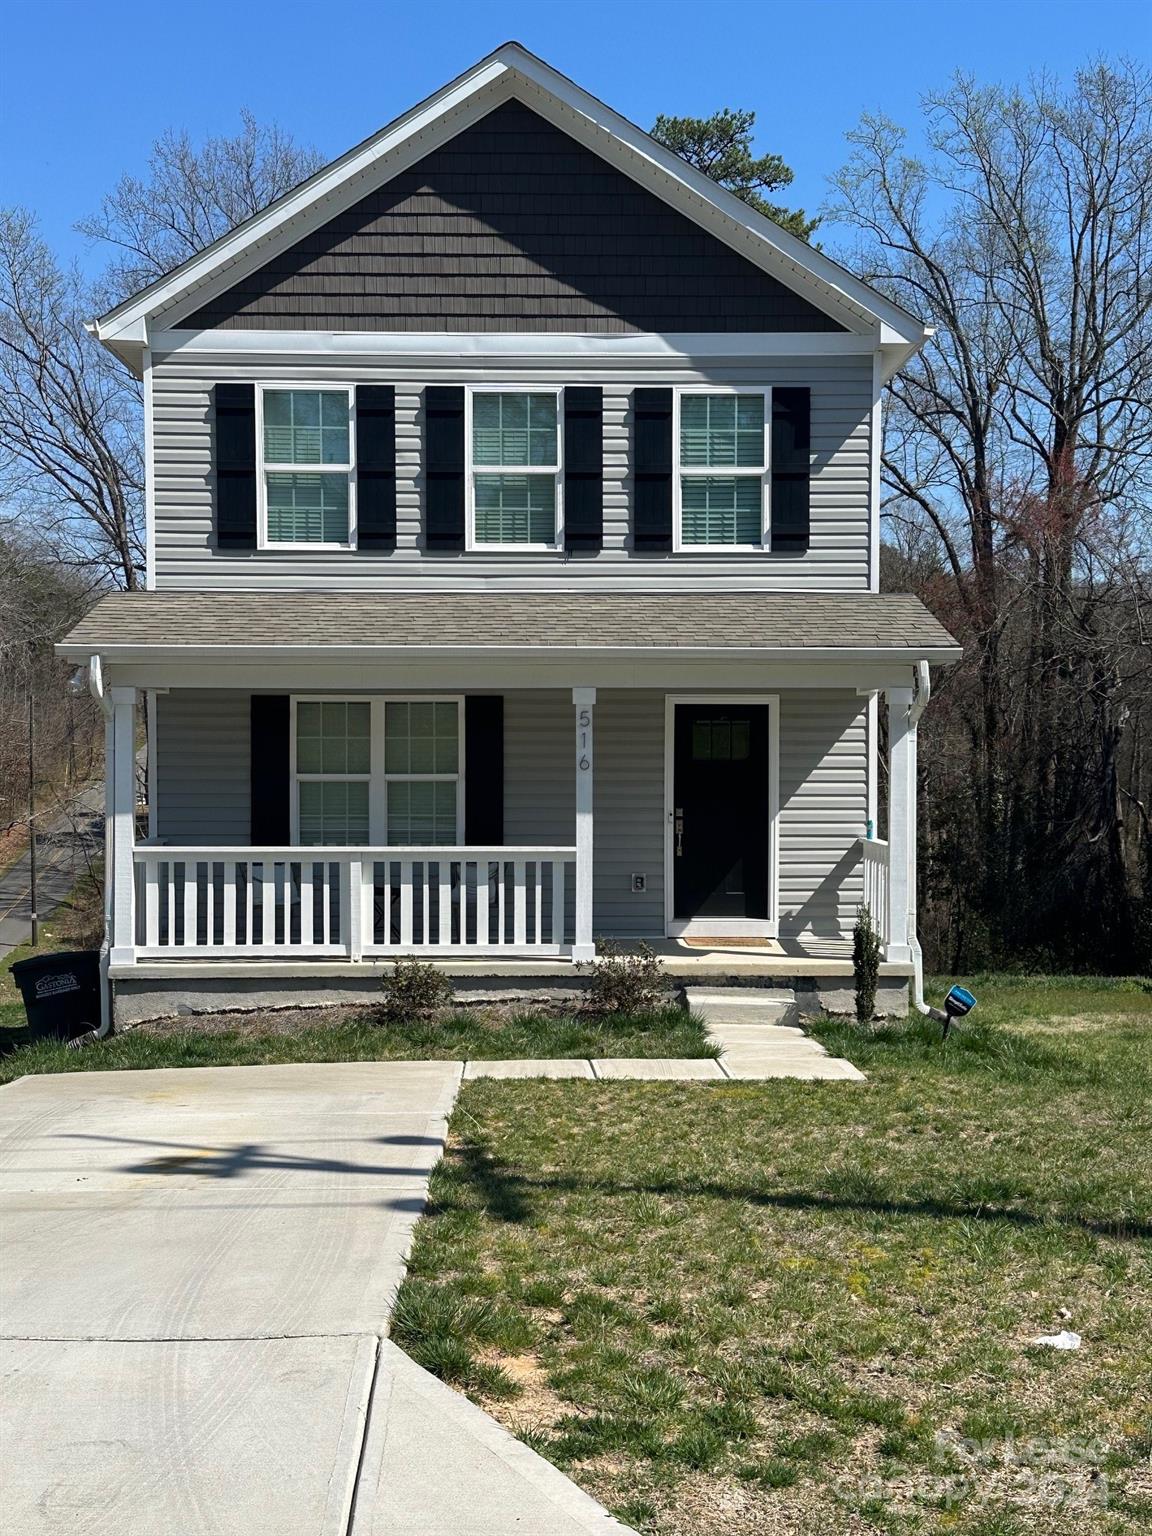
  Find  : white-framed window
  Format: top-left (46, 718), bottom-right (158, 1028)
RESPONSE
top-left (291, 696), bottom-right (464, 847)
top-left (674, 388), bottom-right (770, 550)
top-left (258, 385), bottom-right (355, 548)
top-left (293, 699), bottom-right (371, 845)
top-left (467, 386), bottom-right (563, 550)
top-left (382, 699), bottom-right (462, 844)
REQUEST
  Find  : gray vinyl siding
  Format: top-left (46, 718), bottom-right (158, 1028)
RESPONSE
top-left (154, 690), bottom-right (250, 844)
top-left (152, 687), bottom-right (867, 940)
top-left (150, 357), bottom-right (873, 590)
top-left (778, 691), bottom-right (867, 938)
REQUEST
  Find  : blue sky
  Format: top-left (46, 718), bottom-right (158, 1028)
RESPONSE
top-left (4, 0), bottom-right (1149, 274)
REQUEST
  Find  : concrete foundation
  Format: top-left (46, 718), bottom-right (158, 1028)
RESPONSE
top-left (110, 966), bottom-right (909, 1026)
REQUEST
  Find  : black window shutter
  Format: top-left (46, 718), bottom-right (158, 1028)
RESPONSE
top-left (563, 387), bottom-right (603, 551)
top-left (214, 383), bottom-right (257, 549)
top-left (424, 386), bottom-right (465, 550)
top-left (771, 387), bottom-right (811, 552)
top-left (355, 385), bottom-right (396, 550)
top-left (464, 696), bottom-right (503, 845)
top-left (250, 695), bottom-right (291, 844)
top-left (632, 387), bottom-right (673, 551)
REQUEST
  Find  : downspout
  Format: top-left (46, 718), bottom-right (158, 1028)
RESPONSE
top-left (86, 655), bottom-right (115, 1041)
top-left (906, 660), bottom-right (934, 1019)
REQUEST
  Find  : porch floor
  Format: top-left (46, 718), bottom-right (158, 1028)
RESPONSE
top-left (110, 936), bottom-right (912, 981)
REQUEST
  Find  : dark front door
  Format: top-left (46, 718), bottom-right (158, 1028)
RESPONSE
top-left (673, 704), bottom-right (770, 923)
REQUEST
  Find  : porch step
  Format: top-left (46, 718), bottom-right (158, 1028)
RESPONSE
top-left (685, 987), bottom-right (800, 1027)
top-left (684, 987), bottom-right (866, 1083)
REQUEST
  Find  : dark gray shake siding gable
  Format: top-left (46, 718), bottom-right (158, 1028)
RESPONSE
top-left (150, 357), bottom-right (873, 589)
top-left (181, 103), bottom-right (844, 334)
top-left (154, 689), bottom-right (868, 940)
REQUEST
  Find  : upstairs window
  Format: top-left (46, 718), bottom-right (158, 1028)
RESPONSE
top-left (260, 388), bottom-right (353, 546)
top-left (676, 391), bottom-right (768, 548)
top-left (469, 390), bottom-right (561, 549)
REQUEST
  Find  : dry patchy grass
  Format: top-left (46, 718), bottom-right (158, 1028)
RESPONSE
top-left (395, 978), bottom-right (1152, 1535)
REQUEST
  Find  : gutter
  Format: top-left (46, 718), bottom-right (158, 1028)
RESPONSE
top-left (905, 661), bottom-right (974, 1033)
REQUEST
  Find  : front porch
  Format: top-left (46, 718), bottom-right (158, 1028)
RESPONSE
top-left (56, 589), bottom-right (960, 1024)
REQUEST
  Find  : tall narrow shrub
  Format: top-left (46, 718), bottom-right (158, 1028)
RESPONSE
top-left (853, 905), bottom-right (881, 1024)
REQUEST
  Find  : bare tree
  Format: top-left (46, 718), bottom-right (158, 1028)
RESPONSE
top-left (78, 110), bottom-right (324, 300)
top-left (0, 113), bottom-right (322, 598)
top-left (0, 210), bottom-right (143, 589)
top-left (830, 60), bottom-right (1152, 968)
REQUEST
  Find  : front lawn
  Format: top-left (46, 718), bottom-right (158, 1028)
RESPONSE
top-left (0, 937), bottom-right (713, 1085)
top-left (394, 977), bottom-right (1152, 1535)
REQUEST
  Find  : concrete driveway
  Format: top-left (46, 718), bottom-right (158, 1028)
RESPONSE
top-left (0, 1062), bottom-right (630, 1536)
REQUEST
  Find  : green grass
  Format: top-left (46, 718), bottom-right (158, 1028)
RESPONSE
top-left (0, 998), bottom-right (714, 1086)
top-left (1, 934), bottom-right (713, 1084)
top-left (394, 977), bottom-right (1152, 1534)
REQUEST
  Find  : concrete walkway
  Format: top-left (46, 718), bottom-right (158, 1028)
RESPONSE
top-left (686, 988), bottom-right (867, 1080)
top-left (0, 1062), bottom-right (632, 1535)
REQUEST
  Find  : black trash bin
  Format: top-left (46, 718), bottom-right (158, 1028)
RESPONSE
top-left (10, 951), bottom-right (102, 1043)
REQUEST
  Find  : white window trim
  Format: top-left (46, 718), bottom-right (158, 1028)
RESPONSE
top-left (257, 383), bottom-right (357, 552)
top-left (672, 385), bottom-right (771, 554)
top-left (465, 384), bottom-right (565, 553)
top-left (289, 695), bottom-right (465, 846)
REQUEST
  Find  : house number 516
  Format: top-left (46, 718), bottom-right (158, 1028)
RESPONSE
top-left (577, 708), bottom-right (592, 771)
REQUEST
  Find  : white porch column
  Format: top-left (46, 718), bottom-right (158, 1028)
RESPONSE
top-left (108, 686), bottom-right (138, 965)
top-left (572, 687), bottom-right (596, 962)
top-left (886, 684), bottom-right (915, 963)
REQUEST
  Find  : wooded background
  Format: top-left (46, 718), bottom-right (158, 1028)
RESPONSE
top-left (2, 69), bottom-right (1148, 972)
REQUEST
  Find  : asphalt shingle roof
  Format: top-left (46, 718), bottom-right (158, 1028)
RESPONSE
top-left (59, 592), bottom-right (961, 656)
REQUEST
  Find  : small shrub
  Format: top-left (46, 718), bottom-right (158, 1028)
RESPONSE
top-left (581, 940), bottom-right (668, 1015)
top-left (379, 956), bottom-right (453, 1022)
top-left (853, 904), bottom-right (881, 1024)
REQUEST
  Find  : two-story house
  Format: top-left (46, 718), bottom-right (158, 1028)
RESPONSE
top-left (59, 44), bottom-right (960, 1026)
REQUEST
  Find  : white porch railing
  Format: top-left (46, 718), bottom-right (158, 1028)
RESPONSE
top-left (859, 837), bottom-right (890, 947)
top-left (132, 846), bottom-right (578, 960)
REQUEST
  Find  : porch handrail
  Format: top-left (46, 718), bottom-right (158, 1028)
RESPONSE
top-left (143, 845), bottom-right (578, 857)
top-left (858, 836), bottom-right (890, 948)
top-left (132, 844), bottom-right (578, 961)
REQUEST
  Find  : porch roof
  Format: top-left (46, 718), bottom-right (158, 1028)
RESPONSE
top-left (59, 591), bottom-right (961, 664)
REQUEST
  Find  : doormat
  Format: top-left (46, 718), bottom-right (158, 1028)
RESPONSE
top-left (682, 937), bottom-right (779, 948)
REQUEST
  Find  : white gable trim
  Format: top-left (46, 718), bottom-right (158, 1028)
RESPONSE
top-left (92, 44), bottom-right (926, 365)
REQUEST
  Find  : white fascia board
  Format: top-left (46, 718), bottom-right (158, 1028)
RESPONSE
top-left (152, 328), bottom-right (880, 362)
top-left (92, 43), bottom-right (926, 352)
